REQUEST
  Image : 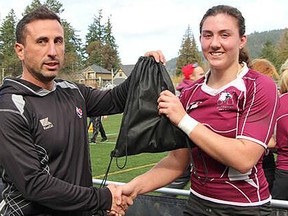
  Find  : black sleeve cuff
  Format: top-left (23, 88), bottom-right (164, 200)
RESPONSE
top-left (98, 187), bottom-right (112, 210)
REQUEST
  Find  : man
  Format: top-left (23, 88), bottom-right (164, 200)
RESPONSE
top-left (0, 6), bottom-right (135, 215)
top-left (89, 116), bottom-right (108, 143)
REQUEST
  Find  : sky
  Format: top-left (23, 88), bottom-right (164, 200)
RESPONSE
top-left (0, 0), bottom-right (287, 64)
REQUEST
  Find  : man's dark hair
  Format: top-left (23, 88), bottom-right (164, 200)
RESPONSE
top-left (16, 6), bottom-right (61, 44)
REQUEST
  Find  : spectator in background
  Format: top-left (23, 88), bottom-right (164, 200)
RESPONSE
top-left (251, 58), bottom-right (279, 192)
top-left (163, 63), bottom-right (205, 197)
top-left (89, 116), bottom-right (108, 143)
top-left (176, 63), bottom-right (205, 93)
top-left (251, 58), bottom-right (280, 82)
top-left (271, 67), bottom-right (288, 200)
top-left (280, 59), bottom-right (288, 74)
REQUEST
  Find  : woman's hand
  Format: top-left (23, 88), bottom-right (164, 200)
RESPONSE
top-left (157, 90), bottom-right (186, 125)
top-left (144, 50), bottom-right (166, 64)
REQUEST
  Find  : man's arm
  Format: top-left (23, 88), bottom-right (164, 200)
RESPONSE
top-left (115, 148), bottom-right (190, 201)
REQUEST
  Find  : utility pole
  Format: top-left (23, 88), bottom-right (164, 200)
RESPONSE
top-left (0, 68), bottom-right (3, 85)
top-left (1, 68), bottom-right (4, 85)
top-left (0, 52), bottom-right (3, 85)
top-left (111, 69), bottom-right (114, 86)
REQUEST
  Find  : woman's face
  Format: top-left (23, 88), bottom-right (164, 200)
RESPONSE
top-left (200, 13), bottom-right (246, 71)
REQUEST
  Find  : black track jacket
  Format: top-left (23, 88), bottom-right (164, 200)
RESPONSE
top-left (0, 76), bottom-right (129, 215)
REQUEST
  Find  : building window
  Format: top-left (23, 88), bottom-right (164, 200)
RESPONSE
top-left (87, 72), bottom-right (95, 79)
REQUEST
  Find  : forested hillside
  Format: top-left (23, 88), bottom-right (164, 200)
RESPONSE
top-left (247, 29), bottom-right (283, 58)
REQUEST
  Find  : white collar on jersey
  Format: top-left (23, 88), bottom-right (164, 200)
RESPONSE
top-left (203, 62), bottom-right (249, 96)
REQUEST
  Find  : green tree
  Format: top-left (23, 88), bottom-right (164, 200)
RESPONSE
top-left (0, 9), bottom-right (21, 77)
top-left (22, 0), bottom-right (63, 15)
top-left (259, 41), bottom-right (280, 71)
top-left (86, 10), bottom-right (104, 45)
top-left (22, 0), bottom-right (42, 15)
top-left (62, 20), bottom-right (83, 73)
top-left (86, 41), bottom-right (102, 66)
top-left (176, 25), bottom-right (203, 76)
top-left (85, 11), bottom-right (120, 71)
top-left (102, 16), bottom-right (120, 70)
top-left (277, 28), bottom-right (288, 72)
top-left (43, 0), bottom-right (64, 14)
top-left (101, 43), bottom-right (118, 71)
top-left (85, 10), bottom-right (104, 67)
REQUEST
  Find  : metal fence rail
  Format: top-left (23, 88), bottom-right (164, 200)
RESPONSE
top-left (93, 179), bottom-right (288, 209)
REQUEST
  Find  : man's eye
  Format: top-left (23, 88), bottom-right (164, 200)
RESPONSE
top-left (203, 34), bottom-right (212, 38)
top-left (55, 38), bottom-right (63, 44)
top-left (37, 39), bottom-right (47, 44)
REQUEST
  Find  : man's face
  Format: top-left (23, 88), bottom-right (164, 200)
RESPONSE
top-left (15, 19), bottom-right (65, 84)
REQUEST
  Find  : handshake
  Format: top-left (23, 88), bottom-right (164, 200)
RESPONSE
top-left (106, 183), bottom-right (137, 216)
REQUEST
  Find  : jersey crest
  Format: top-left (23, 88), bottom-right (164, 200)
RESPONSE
top-left (217, 91), bottom-right (235, 111)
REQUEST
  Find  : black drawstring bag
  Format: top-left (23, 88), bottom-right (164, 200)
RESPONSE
top-left (112, 56), bottom-right (194, 158)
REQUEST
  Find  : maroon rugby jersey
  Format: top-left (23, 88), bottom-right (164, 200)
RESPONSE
top-left (179, 64), bottom-right (279, 206)
top-left (275, 93), bottom-right (288, 170)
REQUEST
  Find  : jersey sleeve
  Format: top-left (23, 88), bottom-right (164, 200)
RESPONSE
top-left (237, 75), bottom-right (279, 147)
top-left (77, 75), bottom-right (131, 117)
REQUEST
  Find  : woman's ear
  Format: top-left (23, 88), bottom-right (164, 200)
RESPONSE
top-left (240, 35), bottom-right (247, 49)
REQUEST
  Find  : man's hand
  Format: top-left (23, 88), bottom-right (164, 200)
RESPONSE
top-left (107, 184), bottom-right (134, 216)
top-left (144, 50), bottom-right (166, 64)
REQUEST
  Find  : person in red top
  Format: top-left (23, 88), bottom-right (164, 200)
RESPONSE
top-left (271, 68), bottom-right (288, 200)
top-left (176, 63), bottom-right (205, 93)
top-left (115, 5), bottom-right (279, 216)
top-left (163, 63), bottom-right (204, 197)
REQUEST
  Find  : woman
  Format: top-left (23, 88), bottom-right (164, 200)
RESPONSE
top-left (250, 58), bottom-right (279, 193)
top-left (116, 5), bottom-right (279, 215)
top-left (271, 69), bottom-right (288, 200)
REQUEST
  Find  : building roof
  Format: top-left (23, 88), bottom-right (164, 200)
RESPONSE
top-left (113, 77), bottom-right (126, 85)
top-left (88, 64), bottom-right (111, 74)
top-left (119, 64), bottom-right (135, 76)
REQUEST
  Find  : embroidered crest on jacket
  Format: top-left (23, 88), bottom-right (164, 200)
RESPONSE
top-left (40, 117), bottom-right (54, 130)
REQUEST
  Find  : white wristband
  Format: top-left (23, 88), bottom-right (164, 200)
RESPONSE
top-left (177, 114), bottom-right (199, 136)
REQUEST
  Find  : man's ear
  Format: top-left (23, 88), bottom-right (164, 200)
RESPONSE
top-left (15, 42), bottom-right (24, 60)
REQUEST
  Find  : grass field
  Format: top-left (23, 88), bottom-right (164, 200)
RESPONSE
top-left (89, 114), bottom-right (168, 183)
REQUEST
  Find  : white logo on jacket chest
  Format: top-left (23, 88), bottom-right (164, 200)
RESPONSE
top-left (76, 107), bottom-right (83, 118)
top-left (40, 117), bottom-right (54, 130)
